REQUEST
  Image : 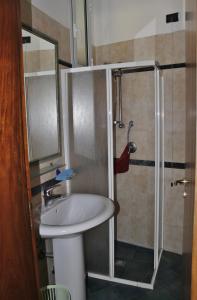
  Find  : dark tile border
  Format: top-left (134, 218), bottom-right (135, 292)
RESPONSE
top-left (58, 59), bottom-right (72, 68)
top-left (116, 63), bottom-right (186, 75)
top-left (130, 159), bottom-right (186, 169)
top-left (160, 63), bottom-right (186, 70)
top-left (130, 159), bottom-right (155, 167)
top-left (164, 161), bottom-right (186, 169)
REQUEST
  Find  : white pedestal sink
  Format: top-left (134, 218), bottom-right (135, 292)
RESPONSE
top-left (39, 193), bottom-right (114, 300)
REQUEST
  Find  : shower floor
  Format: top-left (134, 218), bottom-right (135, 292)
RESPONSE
top-left (115, 241), bottom-right (154, 283)
top-left (87, 242), bottom-right (184, 300)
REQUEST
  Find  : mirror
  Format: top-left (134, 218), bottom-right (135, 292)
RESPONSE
top-left (22, 27), bottom-right (61, 163)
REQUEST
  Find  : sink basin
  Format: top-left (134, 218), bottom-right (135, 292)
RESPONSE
top-left (39, 193), bottom-right (114, 300)
top-left (40, 193), bottom-right (114, 237)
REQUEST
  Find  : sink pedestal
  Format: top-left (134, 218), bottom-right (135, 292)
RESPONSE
top-left (40, 194), bottom-right (114, 300)
top-left (53, 234), bottom-right (86, 300)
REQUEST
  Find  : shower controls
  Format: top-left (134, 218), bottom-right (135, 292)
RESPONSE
top-left (128, 141), bottom-right (137, 154)
top-left (114, 120), bottom-right (125, 128)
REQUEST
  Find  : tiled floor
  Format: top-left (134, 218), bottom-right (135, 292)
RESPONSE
top-left (87, 243), bottom-right (184, 300)
top-left (115, 241), bottom-right (154, 283)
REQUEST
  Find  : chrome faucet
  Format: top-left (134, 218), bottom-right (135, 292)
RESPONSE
top-left (43, 184), bottom-right (62, 206)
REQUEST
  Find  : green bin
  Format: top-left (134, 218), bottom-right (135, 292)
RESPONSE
top-left (40, 285), bottom-right (71, 300)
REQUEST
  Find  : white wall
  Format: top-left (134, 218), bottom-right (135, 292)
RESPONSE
top-left (32, 0), bottom-right (71, 28)
top-left (92, 0), bottom-right (185, 46)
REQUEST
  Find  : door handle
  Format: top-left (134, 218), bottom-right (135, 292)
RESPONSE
top-left (174, 178), bottom-right (191, 186)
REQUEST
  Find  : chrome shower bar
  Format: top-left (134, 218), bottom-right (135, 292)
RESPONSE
top-left (113, 69), bottom-right (125, 128)
top-left (113, 66), bottom-right (155, 76)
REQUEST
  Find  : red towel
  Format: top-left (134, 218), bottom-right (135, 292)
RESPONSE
top-left (114, 144), bottom-right (130, 174)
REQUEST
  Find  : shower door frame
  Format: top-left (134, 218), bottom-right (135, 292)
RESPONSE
top-left (61, 60), bottom-right (164, 290)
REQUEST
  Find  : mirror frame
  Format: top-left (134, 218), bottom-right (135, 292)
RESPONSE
top-left (22, 23), bottom-right (62, 164)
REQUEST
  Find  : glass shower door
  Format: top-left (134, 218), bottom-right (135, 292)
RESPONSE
top-left (67, 70), bottom-right (110, 275)
top-left (63, 61), bottom-right (164, 288)
top-left (112, 64), bottom-right (164, 285)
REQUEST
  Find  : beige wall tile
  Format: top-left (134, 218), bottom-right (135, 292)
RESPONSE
top-left (173, 132), bottom-right (186, 162)
top-left (94, 31), bottom-right (185, 67)
top-left (133, 36), bottom-right (156, 61)
top-left (94, 40), bottom-right (133, 65)
top-left (156, 31), bottom-right (185, 65)
top-left (162, 169), bottom-right (185, 254)
top-left (164, 224), bottom-right (183, 254)
top-left (164, 169), bottom-right (185, 227)
top-left (173, 30), bottom-right (186, 64)
top-left (108, 40), bottom-right (133, 63)
top-left (163, 68), bottom-right (186, 163)
top-left (156, 33), bottom-right (174, 65)
top-left (116, 166), bottom-right (155, 248)
top-left (94, 44), bottom-right (111, 65)
top-left (173, 70), bottom-right (186, 109)
top-left (24, 50), bottom-right (55, 73)
top-left (164, 133), bottom-right (173, 162)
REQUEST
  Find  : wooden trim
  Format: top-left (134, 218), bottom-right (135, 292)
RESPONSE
top-left (185, 0), bottom-right (197, 299)
top-left (20, 14), bottom-right (41, 296)
top-left (0, 1), bottom-right (40, 299)
top-left (191, 3), bottom-right (197, 295)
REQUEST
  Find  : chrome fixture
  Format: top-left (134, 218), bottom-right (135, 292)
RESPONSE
top-left (171, 178), bottom-right (191, 187)
top-left (113, 69), bottom-right (125, 128)
top-left (127, 120), bottom-right (137, 153)
top-left (172, 178), bottom-right (191, 198)
top-left (43, 184), bottom-right (62, 206)
top-left (173, 178), bottom-right (191, 186)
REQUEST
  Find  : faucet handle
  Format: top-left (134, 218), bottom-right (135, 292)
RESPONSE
top-left (44, 184), bottom-right (61, 197)
top-left (42, 184), bottom-right (63, 207)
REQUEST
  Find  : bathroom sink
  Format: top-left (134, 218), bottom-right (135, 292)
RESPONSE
top-left (40, 193), bottom-right (114, 237)
top-left (39, 193), bottom-right (114, 300)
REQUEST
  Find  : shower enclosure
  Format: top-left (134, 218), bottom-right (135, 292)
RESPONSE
top-left (61, 60), bottom-right (164, 289)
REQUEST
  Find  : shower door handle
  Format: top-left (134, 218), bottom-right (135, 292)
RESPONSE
top-left (174, 178), bottom-right (191, 186)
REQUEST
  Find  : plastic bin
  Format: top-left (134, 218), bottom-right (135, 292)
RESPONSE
top-left (40, 285), bottom-right (71, 300)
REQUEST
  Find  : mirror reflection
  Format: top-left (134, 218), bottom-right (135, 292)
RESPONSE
top-left (22, 29), bottom-right (60, 162)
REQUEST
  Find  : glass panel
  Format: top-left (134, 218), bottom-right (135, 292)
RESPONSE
top-left (73, 0), bottom-right (88, 65)
top-left (68, 70), bottom-right (109, 275)
top-left (113, 69), bottom-right (155, 283)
